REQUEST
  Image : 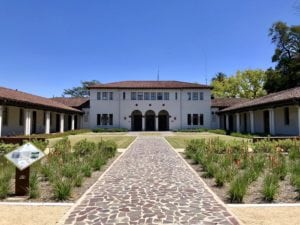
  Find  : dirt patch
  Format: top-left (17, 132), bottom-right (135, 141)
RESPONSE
top-left (230, 207), bottom-right (300, 225)
top-left (0, 205), bottom-right (70, 225)
top-left (180, 153), bottom-right (300, 204)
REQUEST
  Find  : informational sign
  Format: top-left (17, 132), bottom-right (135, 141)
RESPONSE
top-left (5, 142), bottom-right (45, 171)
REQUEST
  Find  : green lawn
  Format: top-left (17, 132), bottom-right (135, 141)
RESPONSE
top-left (165, 132), bottom-right (249, 148)
top-left (47, 133), bottom-right (135, 149)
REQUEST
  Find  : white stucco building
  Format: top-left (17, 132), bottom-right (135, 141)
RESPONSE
top-left (88, 81), bottom-right (212, 131)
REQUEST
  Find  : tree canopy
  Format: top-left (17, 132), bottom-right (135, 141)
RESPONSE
top-left (211, 69), bottom-right (267, 99)
top-left (264, 21), bottom-right (300, 93)
top-left (63, 80), bottom-right (100, 97)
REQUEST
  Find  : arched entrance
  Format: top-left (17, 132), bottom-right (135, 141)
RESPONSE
top-left (131, 110), bottom-right (142, 131)
top-left (158, 110), bottom-right (169, 131)
top-left (145, 110), bottom-right (155, 131)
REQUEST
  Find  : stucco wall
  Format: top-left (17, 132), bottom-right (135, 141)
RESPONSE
top-left (274, 106), bottom-right (298, 135)
top-left (89, 88), bottom-right (212, 130)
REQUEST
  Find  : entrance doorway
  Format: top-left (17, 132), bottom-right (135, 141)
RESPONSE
top-left (264, 110), bottom-right (270, 134)
top-left (145, 110), bottom-right (155, 131)
top-left (158, 110), bottom-right (169, 131)
top-left (56, 114), bottom-right (60, 132)
top-left (131, 110), bottom-right (142, 131)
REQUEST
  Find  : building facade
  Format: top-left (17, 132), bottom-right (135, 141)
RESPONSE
top-left (88, 81), bottom-right (212, 131)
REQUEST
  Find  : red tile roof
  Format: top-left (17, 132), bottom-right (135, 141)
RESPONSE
top-left (221, 86), bottom-right (300, 113)
top-left (52, 97), bottom-right (89, 108)
top-left (212, 98), bottom-right (250, 108)
top-left (0, 87), bottom-right (82, 113)
top-left (88, 81), bottom-right (212, 89)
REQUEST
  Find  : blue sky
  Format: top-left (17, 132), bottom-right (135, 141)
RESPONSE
top-left (0, 0), bottom-right (299, 97)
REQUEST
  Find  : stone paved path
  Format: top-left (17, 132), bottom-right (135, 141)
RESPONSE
top-left (63, 137), bottom-right (240, 225)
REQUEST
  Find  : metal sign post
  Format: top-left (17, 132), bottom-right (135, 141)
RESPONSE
top-left (5, 143), bottom-right (45, 196)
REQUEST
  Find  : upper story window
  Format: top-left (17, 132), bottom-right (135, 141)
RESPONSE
top-left (164, 92), bottom-right (169, 100)
top-left (151, 92), bottom-right (156, 100)
top-left (109, 92), bottom-right (113, 100)
top-left (131, 92), bottom-right (137, 100)
top-left (144, 92), bottom-right (150, 100)
top-left (157, 92), bottom-right (163, 100)
top-left (102, 92), bottom-right (108, 100)
top-left (200, 92), bottom-right (204, 100)
top-left (192, 92), bottom-right (199, 100)
top-left (97, 92), bottom-right (101, 100)
top-left (187, 92), bottom-right (191, 100)
top-left (137, 92), bottom-right (143, 100)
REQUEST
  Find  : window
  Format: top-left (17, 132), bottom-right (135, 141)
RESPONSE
top-left (157, 92), bottom-right (163, 100)
top-left (97, 92), bottom-right (101, 100)
top-left (211, 111), bottom-right (216, 122)
top-left (284, 107), bottom-right (290, 125)
top-left (109, 92), bottom-right (113, 100)
top-left (193, 114), bottom-right (198, 125)
top-left (187, 92), bottom-right (191, 100)
top-left (244, 113), bottom-right (247, 131)
top-left (138, 92), bottom-right (143, 100)
top-left (2, 107), bottom-right (8, 126)
top-left (200, 114), bottom-right (204, 125)
top-left (43, 111), bottom-right (46, 126)
top-left (131, 92), bottom-right (137, 100)
top-left (175, 92), bottom-right (178, 100)
top-left (101, 114), bottom-right (108, 125)
top-left (97, 114), bottom-right (101, 125)
top-left (164, 92), bottom-right (169, 100)
top-left (123, 92), bottom-right (126, 100)
top-left (19, 108), bottom-right (24, 126)
top-left (192, 92), bottom-right (199, 100)
top-left (151, 92), bottom-right (156, 100)
top-left (102, 92), bottom-right (108, 100)
top-left (200, 92), bottom-right (204, 100)
top-left (187, 114), bottom-right (191, 125)
top-left (109, 114), bottom-right (113, 125)
top-left (144, 92), bottom-right (150, 100)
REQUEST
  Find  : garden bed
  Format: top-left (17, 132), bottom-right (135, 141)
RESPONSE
top-left (182, 138), bottom-right (300, 204)
top-left (0, 138), bottom-right (120, 202)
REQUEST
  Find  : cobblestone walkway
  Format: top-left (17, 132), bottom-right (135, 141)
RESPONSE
top-left (63, 137), bottom-right (240, 225)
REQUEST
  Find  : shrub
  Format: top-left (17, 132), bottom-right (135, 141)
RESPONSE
top-left (30, 139), bottom-right (49, 151)
top-left (0, 169), bottom-right (12, 199)
top-left (29, 172), bottom-right (40, 199)
top-left (208, 129), bottom-right (226, 135)
top-left (0, 142), bottom-right (19, 155)
top-left (289, 145), bottom-right (300, 161)
top-left (61, 163), bottom-right (78, 179)
top-left (185, 139), bottom-right (205, 159)
top-left (91, 157), bottom-right (105, 171)
top-left (73, 139), bottom-right (96, 157)
top-left (262, 173), bottom-right (279, 202)
top-left (277, 139), bottom-right (295, 152)
top-left (92, 128), bottom-right (128, 133)
top-left (73, 174), bottom-right (84, 187)
top-left (214, 168), bottom-right (227, 187)
top-left (230, 132), bottom-right (253, 139)
top-left (254, 140), bottom-right (276, 153)
top-left (228, 175), bottom-right (248, 203)
top-left (271, 154), bottom-right (287, 180)
top-left (53, 178), bottom-right (72, 200)
top-left (81, 163), bottom-right (92, 177)
top-left (99, 140), bottom-right (117, 159)
top-left (52, 137), bottom-right (72, 161)
top-left (202, 161), bottom-right (216, 178)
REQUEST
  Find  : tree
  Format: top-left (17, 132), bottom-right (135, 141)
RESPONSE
top-left (264, 21), bottom-right (300, 93)
top-left (211, 70), bottom-right (267, 99)
top-left (63, 80), bottom-right (100, 97)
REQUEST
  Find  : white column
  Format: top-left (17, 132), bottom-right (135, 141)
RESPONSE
top-left (225, 114), bottom-right (229, 130)
top-left (155, 116), bottom-right (159, 131)
top-left (0, 106), bottom-right (3, 137)
top-left (236, 113), bottom-right (240, 133)
top-left (250, 111), bottom-right (255, 134)
top-left (71, 115), bottom-right (75, 130)
top-left (45, 111), bottom-right (51, 134)
top-left (24, 109), bottom-right (32, 135)
top-left (60, 113), bottom-right (64, 133)
top-left (269, 108), bottom-right (275, 135)
top-left (142, 116), bottom-right (145, 131)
